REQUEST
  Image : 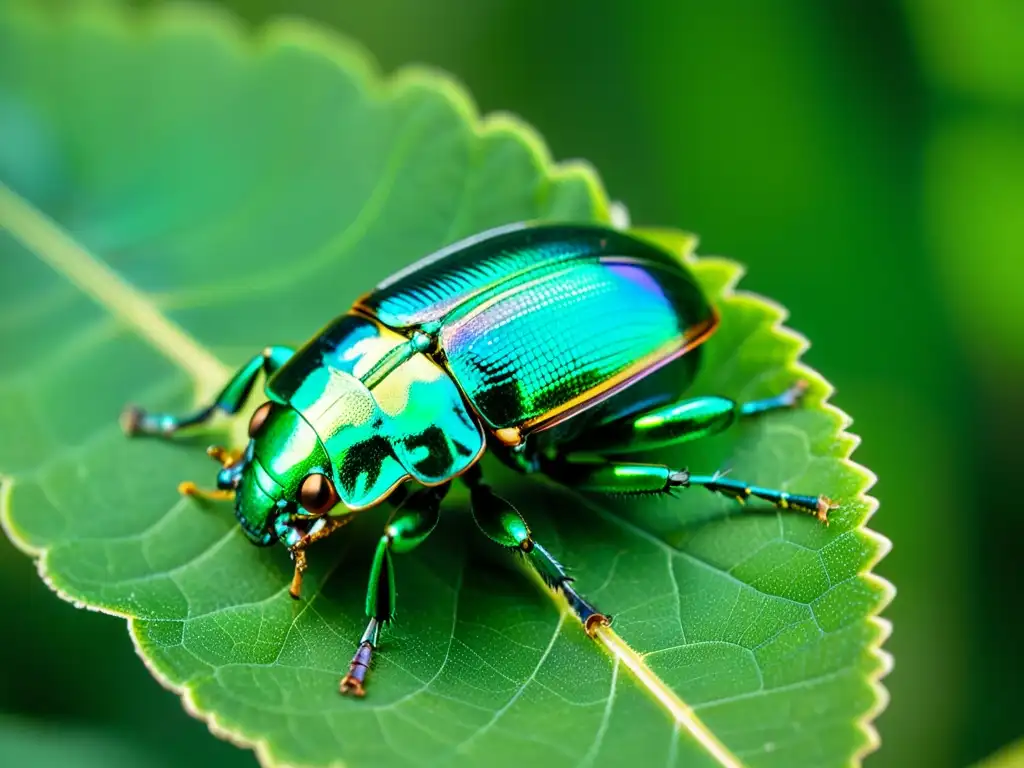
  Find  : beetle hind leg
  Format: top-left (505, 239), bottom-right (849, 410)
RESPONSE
top-left (464, 466), bottom-right (610, 633)
top-left (549, 379), bottom-right (834, 523)
top-left (550, 458), bottom-right (835, 524)
top-left (738, 379), bottom-right (808, 417)
top-left (686, 470), bottom-right (836, 523)
top-left (569, 382), bottom-right (810, 456)
top-left (278, 516), bottom-right (347, 600)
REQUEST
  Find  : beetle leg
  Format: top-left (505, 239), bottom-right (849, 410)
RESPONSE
top-left (289, 549), bottom-right (308, 600)
top-left (274, 516), bottom-right (348, 599)
top-left (340, 483), bottom-right (448, 697)
top-left (550, 457), bottom-right (835, 524)
top-left (682, 470), bottom-right (836, 524)
top-left (120, 345), bottom-right (295, 437)
top-left (463, 466), bottom-right (610, 634)
top-left (563, 382), bottom-right (809, 455)
top-left (739, 379), bottom-right (809, 417)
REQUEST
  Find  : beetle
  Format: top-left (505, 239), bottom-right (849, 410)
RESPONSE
top-left (122, 222), bottom-right (834, 696)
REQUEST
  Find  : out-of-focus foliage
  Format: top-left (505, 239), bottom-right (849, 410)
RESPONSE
top-left (0, 717), bottom-right (167, 768)
top-left (905, 0), bottom-right (1024, 105)
top-left (973, 739), bottom-right (1024, 768)
top-left (924, 119), bottom-right (1024, 370)
top-left (904, 2), bottom-right (1024, 761)
top-left (0, 0), bottom-right (1019, 766)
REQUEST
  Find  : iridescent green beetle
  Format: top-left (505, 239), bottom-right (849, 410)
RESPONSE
top-left (122, 222), bottom-right (834, 696)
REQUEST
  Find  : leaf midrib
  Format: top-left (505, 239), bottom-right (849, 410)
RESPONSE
top-left (0, 181), bottom-right (747, 767)
top-left (0, 181), bottom-right (228, 399)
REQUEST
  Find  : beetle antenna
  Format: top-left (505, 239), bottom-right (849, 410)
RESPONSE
top-left (207, 445), bottom-right (242, 468)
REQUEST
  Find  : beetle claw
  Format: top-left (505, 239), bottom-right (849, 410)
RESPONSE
top-left (339, 641), bottom-right (374, 697)
top-left (816, 496), bottom-right (838, 525)
top-left (120, 405), bottom-right (143, 436)
top-left (288, 549), bottom-right (308, 600)
top-left (781, 379), bottom-right (810, 407)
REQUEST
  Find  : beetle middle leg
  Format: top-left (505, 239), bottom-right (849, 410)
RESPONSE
top-left (275, 516), bottom-right (348, 600)
top-left (463, 466), bottom-right (610, 633)
top-left (339, 483), bottom-right (448, 697)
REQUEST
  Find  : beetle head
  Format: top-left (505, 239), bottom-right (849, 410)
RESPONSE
top-left (226, 401), bottom-right (336, 547)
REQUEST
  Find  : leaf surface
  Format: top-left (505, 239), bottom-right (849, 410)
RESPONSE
top-left (0, 5), bottom-right (891, 767)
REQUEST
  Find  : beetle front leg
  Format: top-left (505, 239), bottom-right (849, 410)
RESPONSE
top-left (464, 466), bottom-right (610, 633)
top-left (121, 345), bottom-right (294, 437)
top-left (551, 457), bottom-right (835, 524)
top-left (276, 516), bottom-right (348, 600)
top-left (340, 483), bottom-right (448, 697)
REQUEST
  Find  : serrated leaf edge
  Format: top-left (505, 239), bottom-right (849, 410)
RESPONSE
top-left (686, 255), bottom-right (894, 767)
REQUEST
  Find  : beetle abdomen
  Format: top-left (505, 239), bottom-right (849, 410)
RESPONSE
top-left (439, 257), bottom-right (714, 433)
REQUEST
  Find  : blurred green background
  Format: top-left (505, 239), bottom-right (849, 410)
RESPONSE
top-left (1, 1), bottom-right (1021, 766)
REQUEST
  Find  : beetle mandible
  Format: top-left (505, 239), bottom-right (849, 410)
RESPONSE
top-left (122, 222), bottom-right (835, 696)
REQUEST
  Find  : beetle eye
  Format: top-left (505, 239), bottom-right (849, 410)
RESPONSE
top-left (248, 402), bottom-right (273, 438)
top-left (299, 473), bottom-right (338, 515)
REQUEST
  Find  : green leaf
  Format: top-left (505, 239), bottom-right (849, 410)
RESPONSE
top-left (924, 116), bottom-right (1024, 369)
top-left (0, 4), bottom-right (892, 767)
top-left (904, 0), bottom-right (1024, 107)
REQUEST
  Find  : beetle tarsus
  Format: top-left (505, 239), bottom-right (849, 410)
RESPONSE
top-left (120, 405), bottom-right (143, 436)
top-left (561, 579), bottom-right (611, 634)
top-left (341, 618), bottom-right (381, 697)
top-left (739, 380), bottom-right (811, 418)
top-left (782, 379), bottom-right (810, 406)
top-left (120, 404), bottom-right (178, 437)
top-left (685, 472), bottom-right (835, 525)
top-left (339, 641), bottom-right (374, 697)
top-left (816, 496), bottom-right (838, 525)
top-left (584, 612), bottom-right (612, 637)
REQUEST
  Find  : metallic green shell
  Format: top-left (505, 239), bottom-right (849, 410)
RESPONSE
top-left (266, 315), bottom-right (484, 511)
top-left (362, 223), bottom-right (692, 329)
top-left (360, 224), bottom-right (716, 435)
top-left (438, 259), bottom-right (711, 430)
